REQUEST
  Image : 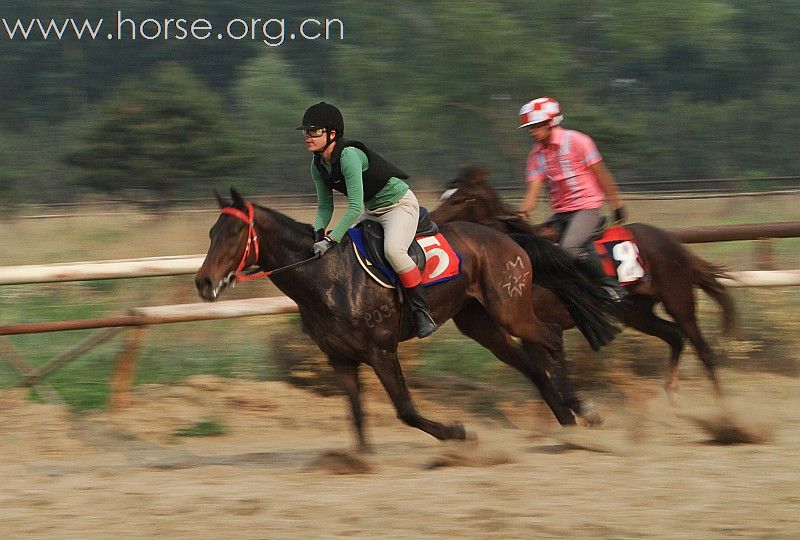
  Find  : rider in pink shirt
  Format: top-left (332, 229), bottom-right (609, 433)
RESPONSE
top-left (526, 127), bottom-right (606, 212)
top-left (517, 97), bottom-right (628, 300)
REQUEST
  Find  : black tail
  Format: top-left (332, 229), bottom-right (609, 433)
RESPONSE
top-left (509, 233), bottom-right (620, 351)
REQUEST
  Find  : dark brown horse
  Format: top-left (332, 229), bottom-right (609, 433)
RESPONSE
top-left (195, 189), bottom-right (619, 451)
top-left (430, 167), bottom-right (737, 400)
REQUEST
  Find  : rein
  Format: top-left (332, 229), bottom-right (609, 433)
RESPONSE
top-left (221, 202), bottom-right (318, 284)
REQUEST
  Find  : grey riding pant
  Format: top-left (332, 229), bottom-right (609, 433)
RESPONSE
top-left (546, 208), bottom-right (601, 256)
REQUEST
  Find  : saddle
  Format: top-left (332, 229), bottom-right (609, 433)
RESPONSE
top-left (544, 215), bottom-right (608, 243)
top-left (348, 207), bottom-right (460, 289)
top-left (546, 215), bottom-right (647, 285)
top-left (358, 207), bottom-right (439, 276)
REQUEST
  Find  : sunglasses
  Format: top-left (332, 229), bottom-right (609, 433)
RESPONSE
top-left (304, 128), bottom-right (326, 138)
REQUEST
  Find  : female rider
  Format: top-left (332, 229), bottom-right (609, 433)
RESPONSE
top-left (298, 102), bottom-right (438, 338)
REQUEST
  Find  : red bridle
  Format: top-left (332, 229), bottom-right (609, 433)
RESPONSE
top-left (220, 202), bottom-right (271, 283)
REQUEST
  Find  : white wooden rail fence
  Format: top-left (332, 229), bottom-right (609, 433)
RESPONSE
top-left (1, 224), bottom-right (799, 408)
top-left (1, 254), bottom-right (798, 288)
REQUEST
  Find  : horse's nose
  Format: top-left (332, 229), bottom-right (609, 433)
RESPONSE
top-left (195, 275), bottom-right (214, 299)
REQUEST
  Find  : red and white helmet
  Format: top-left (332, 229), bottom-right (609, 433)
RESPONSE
top-left (518, 97), bottom-right (563, 128)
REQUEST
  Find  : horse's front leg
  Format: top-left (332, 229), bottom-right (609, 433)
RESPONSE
top-left (329, 357), bottom-right (371, 453)
top-left (368, 347), bottom-right (467, 442)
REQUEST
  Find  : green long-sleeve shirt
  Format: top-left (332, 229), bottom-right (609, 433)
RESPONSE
top-left (312, 146), bottom-right (409, 242)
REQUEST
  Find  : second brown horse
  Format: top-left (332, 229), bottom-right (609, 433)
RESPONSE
top-left (431, 167), bottom-right (737, 400)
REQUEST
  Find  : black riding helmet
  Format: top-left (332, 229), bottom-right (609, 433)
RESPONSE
top-left (298, 102), bottom-right (343, 154)
top-left (297, 102), bottom-right (344, 135)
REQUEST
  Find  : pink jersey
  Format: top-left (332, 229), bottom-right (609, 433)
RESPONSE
top-left (525, 126), bottom-right (605, 212)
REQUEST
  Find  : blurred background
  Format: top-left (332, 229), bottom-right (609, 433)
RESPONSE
top-left (1, 0), bottom-right (799, 208)
top-left (2, 5), bottom-right (800, 535)
top-left (1, 0), bottom-right (799, 408)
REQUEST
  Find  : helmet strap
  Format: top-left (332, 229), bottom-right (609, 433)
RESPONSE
top-left (313, 131), bottom-right (337, 157)
top-left (314, 130), bottom-right (337, 155)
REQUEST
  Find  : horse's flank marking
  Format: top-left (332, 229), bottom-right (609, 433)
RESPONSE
top-left (502, 256), bottom-right (529, 297)
top-left (364, 303), bottom-right (392, 328)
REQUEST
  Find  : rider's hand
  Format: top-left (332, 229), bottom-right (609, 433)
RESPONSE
top-left (612, 206), bottom-right (627, 224)
top-left (515, 210), bottom-right (530, 220)
top-left (313, 236), bottom-right (336, 257)
top-left (314, 228), bottom-right (325, 242)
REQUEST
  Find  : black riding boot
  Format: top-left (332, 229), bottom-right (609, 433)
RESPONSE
top-left (404, 284), bottom-right (438, 338)
top-left (576, 250), bottom-right (628, 302)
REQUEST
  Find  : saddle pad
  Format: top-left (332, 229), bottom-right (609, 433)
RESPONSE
top-left (348, 229), bottom-right (461, 288)
top-left (593, 226), bottom-right (647, 285)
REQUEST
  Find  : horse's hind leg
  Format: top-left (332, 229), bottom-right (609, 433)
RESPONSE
top-left (478, 254), bottom-right (563, 351)
top-left (367, 347), bottom-right (467, 442)
top-left (660, 289), bottom-right (724, 398)
top-left (520, 341), bottom-right (602, 426)
top-left (329, 357), bottom-right (371, 452)
top-left (453, 302), bottom-right (577, 425)
top-left (621, 297), bottom-right (686, 403)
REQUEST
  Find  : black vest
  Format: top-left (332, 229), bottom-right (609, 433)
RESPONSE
top-left (314, 139), bottom-right (409, 202)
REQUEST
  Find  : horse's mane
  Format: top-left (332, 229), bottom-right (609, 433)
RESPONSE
top-left (452, 166), bottom-right (516, 216)
top-left (253, 203), bottom-right (315, 252)
top-left (448, 166), bottom-right (541, 236)
top-left (217, 189), bottom-right (316, 253)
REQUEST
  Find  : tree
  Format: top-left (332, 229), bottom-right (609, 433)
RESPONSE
top-left (68, 63), bottom-right (251, 200)
top-left (231, 51), bottom-right (318, 192)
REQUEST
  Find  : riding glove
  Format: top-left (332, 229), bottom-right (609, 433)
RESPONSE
top-left (313, 236), bottom-right (336, 257)
top-left (314, 228), bottom-right (325, 242)
top-left (612, 206), bottom-right (627, 224)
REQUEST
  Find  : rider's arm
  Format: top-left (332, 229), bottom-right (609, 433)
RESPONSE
top-left (327, 147), bottom-right (367, 242)
top-left (519, 180), bottom-right (543, 217)
top-left (519, 149), bottom-right (545, 217)
top-left (311, 162), bottom-right (334, 233)
top-left (589, 160), bottom-right (623, 211)
top-left (519, 147), bottom-right (547, 217)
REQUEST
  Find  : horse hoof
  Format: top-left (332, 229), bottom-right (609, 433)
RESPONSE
top-left (575, 403), bottom-right (604, 427)
top-left (666, 388), bottom-right (681, 408)
top-left (448, 422), bottom-right (467, 440)
top-left (358, 443), bottom-right (376, 455)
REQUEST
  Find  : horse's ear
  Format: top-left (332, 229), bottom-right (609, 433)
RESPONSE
top-left (229, 187), bottom-right (245, 209)
top-left (213, 190), bottom-right (228, 209)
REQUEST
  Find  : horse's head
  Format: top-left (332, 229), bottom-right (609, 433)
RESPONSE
top-left (195, 187), bottom-right (257, 301)
top-left (431, 166), bottom-right (497, 224)
top-left (431, 166), bottom-right (545, 236)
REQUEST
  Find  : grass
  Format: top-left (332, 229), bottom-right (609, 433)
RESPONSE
top-left (0, 286), bottom-right (274, 410)
top-left (173, 419), bottom-right (226, 437)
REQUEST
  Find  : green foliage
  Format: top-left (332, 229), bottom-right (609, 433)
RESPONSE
top-left (67, 64), bottom-right (252, 199)
top-left (0, 0), bottom-right (799, 202)
top-left (231, 52), bottom-right (318, 191)
top-left (0, 131), bottom-right (23, 205)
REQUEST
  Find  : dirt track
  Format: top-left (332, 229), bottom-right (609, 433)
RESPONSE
top-left (1, 369), bottom-right (798, 539)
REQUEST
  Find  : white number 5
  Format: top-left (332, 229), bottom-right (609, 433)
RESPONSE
top-left (417, 236), bottom-right (450, 279)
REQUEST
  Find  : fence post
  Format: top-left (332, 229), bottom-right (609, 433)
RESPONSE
top-left (754, 238), bottom-right (776, 270)
top-left (110, 326), bottom-right (148, 410)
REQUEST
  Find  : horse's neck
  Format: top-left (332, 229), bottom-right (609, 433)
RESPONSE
top-left (485, 191), bottom-right (514, 216)
top-left (255, 207), bottom-right (313, 267)
top-left (473, 189), bottom-right (542, 236)
top-left (254, 207), bottom-right (336, 302)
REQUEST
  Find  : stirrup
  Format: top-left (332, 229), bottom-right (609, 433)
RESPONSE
top-left (602, 285), bottom-right (628, 303)
top-left (414, 311), bottom-right (438, 338)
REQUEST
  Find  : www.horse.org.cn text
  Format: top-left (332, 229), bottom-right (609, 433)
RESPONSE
top-left (1, 11), bottom-right (345, 47)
